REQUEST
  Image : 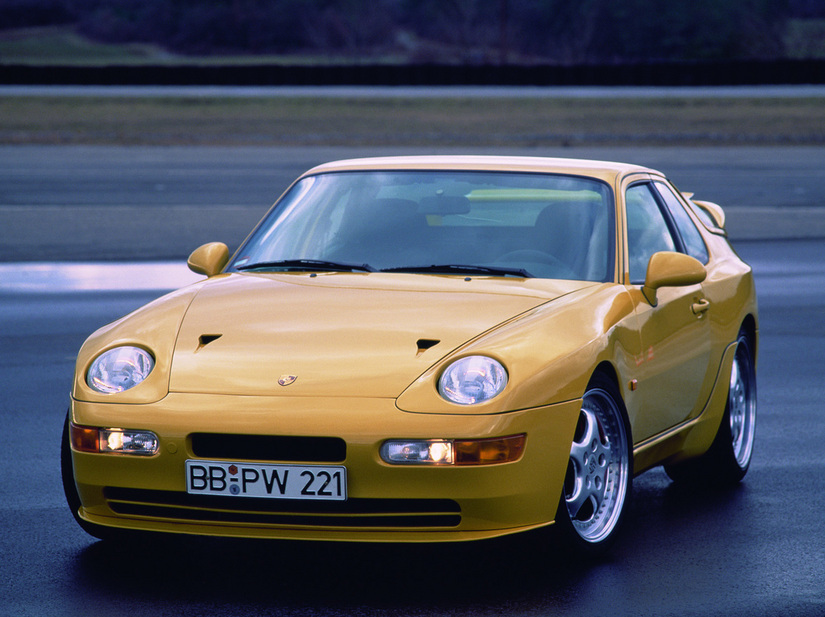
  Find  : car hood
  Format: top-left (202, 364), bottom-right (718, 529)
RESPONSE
top-left (169, 272), bottom-right (594, 398)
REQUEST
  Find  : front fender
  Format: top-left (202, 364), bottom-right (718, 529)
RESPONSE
top-left (72, 284), bottom-right (204, 405)
top-left (396, 284), bottom-right (640, 414)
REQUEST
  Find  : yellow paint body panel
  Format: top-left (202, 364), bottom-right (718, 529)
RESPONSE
top-left (66, 156), bottom-right (758, 543)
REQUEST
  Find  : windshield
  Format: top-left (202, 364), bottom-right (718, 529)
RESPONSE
top-left (231, 170), bottom-right (614, 282)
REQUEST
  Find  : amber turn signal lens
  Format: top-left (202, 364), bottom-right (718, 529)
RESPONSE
top-left (380, 434), bottom-right (526, 466)
top-left (454, 434), bottom-right (526, 465)
top-left (70, 424), bottom-right (99, 453)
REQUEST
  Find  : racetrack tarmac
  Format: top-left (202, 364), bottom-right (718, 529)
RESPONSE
top-left (1, 238), bottom-right (823, 617)
top-left (1, 144), bottom-right (824, 262)
top-left (1, 143), bottom-right (824, 616)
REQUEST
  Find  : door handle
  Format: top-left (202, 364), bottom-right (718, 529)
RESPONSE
top-left (691, 298), bottom-right (710, 315)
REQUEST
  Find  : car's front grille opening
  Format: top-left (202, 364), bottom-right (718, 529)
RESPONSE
top-left (104, 487), bottom-right (462, 529)
top-left (190, 433), bottom-right (346, 463)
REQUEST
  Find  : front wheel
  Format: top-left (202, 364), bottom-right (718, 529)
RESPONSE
top-left (553, 373), bottom-right (632, 556)
top-left (665, 329), bottom-right (757, 485)
top-left (62, 411), bottom-right (130, 541)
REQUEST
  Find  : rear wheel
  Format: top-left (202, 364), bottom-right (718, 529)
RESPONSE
top-left (554, 373), bottom-right (632, 556)
top-left (665, 329), bottom-right (756, 485)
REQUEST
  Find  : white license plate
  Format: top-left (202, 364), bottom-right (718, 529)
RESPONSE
top-left (185, 460), bottom-right (347, 501)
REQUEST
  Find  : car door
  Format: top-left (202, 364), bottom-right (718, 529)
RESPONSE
top-left (623, 180), bottom-right (713, 443)
top-left (652, 180), bottom-right (731, 377)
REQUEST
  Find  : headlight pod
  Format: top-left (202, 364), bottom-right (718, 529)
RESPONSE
top-left (87, 346), bottom-right (154, 394)
top-left (438, 355), bottom-right (508, 405)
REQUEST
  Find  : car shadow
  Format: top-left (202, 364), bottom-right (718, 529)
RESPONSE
top-left (71, 529), bottom-right (594, 613)
top-left (68, 469), bottom-right (754, 615)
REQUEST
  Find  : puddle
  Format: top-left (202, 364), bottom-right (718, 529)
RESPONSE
top-left (0, 262), bottom-right (203, 293)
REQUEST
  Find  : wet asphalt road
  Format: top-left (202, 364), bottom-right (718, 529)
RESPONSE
top-left (1, 239), bottom-right (823, 617)
top-left (1, 146), bottom-right (824, 616)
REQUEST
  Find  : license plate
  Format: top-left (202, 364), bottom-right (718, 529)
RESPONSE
top-left (186, 460), bottom-right (347, 501)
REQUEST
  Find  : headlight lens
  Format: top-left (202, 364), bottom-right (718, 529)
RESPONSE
top-left (381, 440), bottom-right (454, 465)
top-left (87, 346), bottom-right (154, 394)
top-left (438, 355), bottom-right (508, 405)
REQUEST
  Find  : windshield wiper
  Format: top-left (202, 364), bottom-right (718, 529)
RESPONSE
top-left (236, 259), bottom-right (376, 273)
top-left (380, 264), bottom-right (533, 278)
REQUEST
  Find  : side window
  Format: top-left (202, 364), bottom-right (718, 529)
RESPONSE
top-left (654, 183), bottom-right (709, 264)
top-left (625, 184), bottom-right (677, 284)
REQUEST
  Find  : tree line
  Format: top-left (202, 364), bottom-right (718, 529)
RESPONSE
top-left (2, 0), bottom-right (822, 64)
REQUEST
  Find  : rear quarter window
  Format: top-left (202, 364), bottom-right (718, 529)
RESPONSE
top-left (654, 183), bottom-right (709, 264)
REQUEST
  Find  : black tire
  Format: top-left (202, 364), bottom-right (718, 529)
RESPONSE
top-left (665, 329), bottom-right (757, 486)
top-left (61, 412), bottom-right (118, 541)
top-left (553, 372), bottom-right (633, 557)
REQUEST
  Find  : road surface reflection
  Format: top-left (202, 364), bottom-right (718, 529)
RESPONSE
top-left (0, 262), bottom-right (202, 293)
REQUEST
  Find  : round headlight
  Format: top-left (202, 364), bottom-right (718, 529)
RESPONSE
top-left (438, 356), bottom-right (508, 405)
top-left (87, 346), bottom-right (155, 394)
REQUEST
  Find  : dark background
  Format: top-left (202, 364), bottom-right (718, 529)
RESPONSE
top-left (3, 0), bottom-right (823, 63)
top-left (3, 0), bottom-right (825, 87)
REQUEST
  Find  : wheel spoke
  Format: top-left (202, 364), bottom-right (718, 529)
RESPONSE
top-left (569, 409), bottom-right (598, 468)
top-left (729, 339), bottom-right (756, 469)
top-left (565, 391), bottom-right (628, 540)
top-left (565, 481), bottom-right (592, 520)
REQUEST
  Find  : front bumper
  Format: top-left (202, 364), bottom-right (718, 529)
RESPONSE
top-left (69, 393), bottom-right (581, 542)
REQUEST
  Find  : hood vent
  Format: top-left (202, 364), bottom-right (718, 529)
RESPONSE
top-left (196, 334), bottom-right (222, 352)
top-left (416, 338), bottom-right (440, 356)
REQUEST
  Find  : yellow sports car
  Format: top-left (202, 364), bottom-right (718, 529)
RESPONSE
top-left (62, 156), bottom-right (758, 556)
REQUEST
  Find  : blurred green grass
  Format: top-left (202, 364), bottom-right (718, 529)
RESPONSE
top-left (0, 27), bottom-right (171, 64)
top-left (0, 26), bottom-right (396, 65)
top-left (1, 95), bottom-right (823, 146)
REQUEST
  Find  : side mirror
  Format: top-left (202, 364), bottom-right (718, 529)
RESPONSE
top-left (642, 251), bottom-right (706, 306)
top-left (187, 242), bottom-right (229, 277)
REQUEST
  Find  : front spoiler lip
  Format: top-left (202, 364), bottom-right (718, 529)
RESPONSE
top-left (77, 507), bottom-right (556, 543)
top-left (69, 394), bottom-right (582, 542)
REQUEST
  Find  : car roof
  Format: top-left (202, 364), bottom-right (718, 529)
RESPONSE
top-left (301, 155), bottom-right (660, 184)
